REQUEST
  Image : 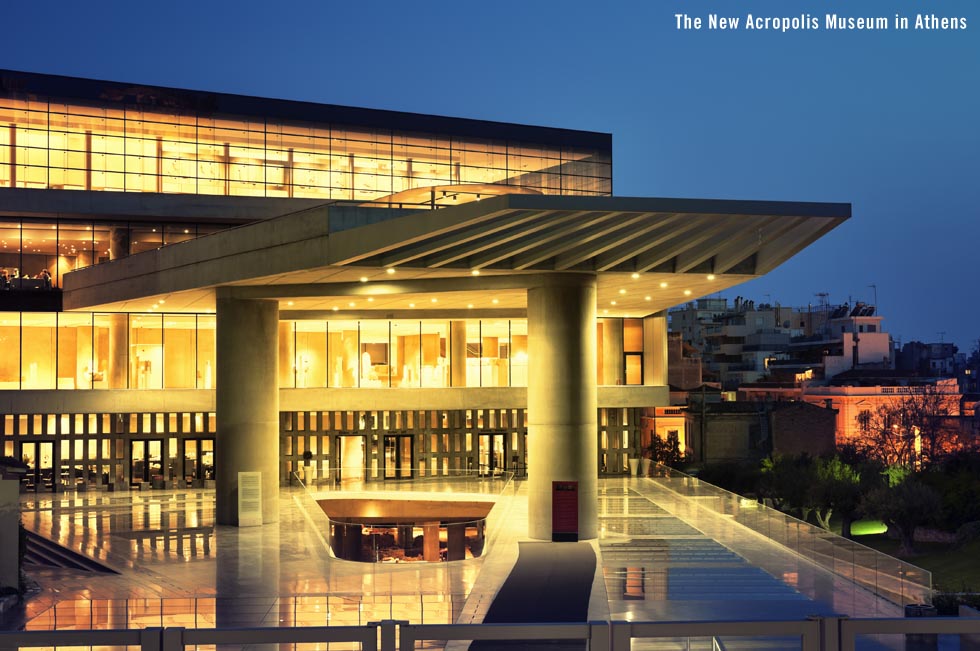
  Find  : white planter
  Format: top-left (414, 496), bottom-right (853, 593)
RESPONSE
top-left (628, 458), bottom-right (639, 476)
top-left (639, 458), bottom-right (652, 477)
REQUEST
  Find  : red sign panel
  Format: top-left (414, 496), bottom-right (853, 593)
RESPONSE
top-left (552, 480), bottom-right (579, 542)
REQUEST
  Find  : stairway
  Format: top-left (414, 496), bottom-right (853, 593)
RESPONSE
top-left (22, 530), bottom-right (119, 574)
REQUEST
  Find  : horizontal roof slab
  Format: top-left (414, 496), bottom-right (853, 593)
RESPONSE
top-left (60, 194), bottom-right (848, 316)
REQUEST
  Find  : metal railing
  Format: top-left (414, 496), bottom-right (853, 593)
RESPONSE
top-left (6, 616), bottom-right (980, 651)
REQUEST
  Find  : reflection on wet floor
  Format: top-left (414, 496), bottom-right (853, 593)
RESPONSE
top-left (16, 478), bottom-right (906, 637)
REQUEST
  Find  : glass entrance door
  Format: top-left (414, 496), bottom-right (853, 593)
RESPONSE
top-left (183, 438), bottom-right (214, 483)
top-left (19, 441), bottom-right (54, 491)
top-left (478, 432), bottom-right (506, 476)
top-left (131, 439), bottom-right (163, 485)
top-left (383, 435), bottom-right (413, 479)
top-left (337, 435), bottom-right (365, 483)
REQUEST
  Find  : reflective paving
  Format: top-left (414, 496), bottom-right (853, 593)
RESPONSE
top-left (14, 476), bottom-right (903, 633)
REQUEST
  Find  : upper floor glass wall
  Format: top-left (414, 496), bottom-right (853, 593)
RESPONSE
top-left (0, 95), bottom-right (612, 201)
top-left (0, 217), bottom-right (227, 289)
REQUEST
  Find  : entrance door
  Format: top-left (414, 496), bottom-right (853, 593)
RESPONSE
top-left (19, 441), bottom-right (54, 491)
top-left (478, 432), bottom-right (506, 476)
top-left (131, 439), bottom-right (163, 485)
top-left (336, 435), bottom-right (365, 483)
top-left (183, 439), bottom-right (215, 483)
top-left (383, 435), bottom-right (413, 479)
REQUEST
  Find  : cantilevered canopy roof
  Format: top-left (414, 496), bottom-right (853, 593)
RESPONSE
top-left (61, 194), bottom-right (849, 316)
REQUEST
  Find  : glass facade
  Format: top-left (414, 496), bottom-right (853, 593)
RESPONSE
top-left (0, 94), bottom-right (611, 202)
top-left (0, 315), bottom-right (648, 391)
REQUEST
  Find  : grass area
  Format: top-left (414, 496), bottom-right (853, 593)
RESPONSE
top-left (849, 519), bottom-right (888, 536)
top-left (852, 535), bottom-right (980, 591)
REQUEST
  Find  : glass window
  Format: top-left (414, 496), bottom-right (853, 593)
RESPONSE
top-left (327, 321), bottom-right (359, 388)
top-left (164, 314), bottom-right (197, 388)
top-left (22, 312), bottom-right (56, 389)
top-left (130, 313), bottom-right (163, 389)
top-left (93, 313), bottom-right (128, 389)
top-left (359, 321), bottom-right (389, 388)
top-left (420, 321), bottom-right (448, 388)
top-left (295, 320), bottom-right (327, 388)
top-left (57, 312), bottom-right (93, 389)
top-left (481, 319), bottom-right (510, 388)
top-left (510, 320), bottom-right (528, 387)
top-left (197, 314), bottom-right (215, 389)
top-left (0, 312), bottom-right (20, 389)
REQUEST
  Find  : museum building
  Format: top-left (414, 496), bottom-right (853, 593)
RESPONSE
top-left (0, 69), bottom-right (847, 538)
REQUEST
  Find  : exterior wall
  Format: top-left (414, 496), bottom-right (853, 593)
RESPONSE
top-left (769, 403), bottom-right (836, 457)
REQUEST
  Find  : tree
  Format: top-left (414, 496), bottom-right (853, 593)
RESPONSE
top-left (647, 431), bottom-right (689, 469)
top-left (808, 456), bottom-right (864, 537)
top-left (758, 454), bottom-right (818, 522)
top-left (861, 478), bottom-right (942, 556)
top-left (853, 385), bottom-right (963, 469)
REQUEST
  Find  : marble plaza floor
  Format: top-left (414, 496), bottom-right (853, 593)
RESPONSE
top-left (12, 476), bottom-right (904, 632)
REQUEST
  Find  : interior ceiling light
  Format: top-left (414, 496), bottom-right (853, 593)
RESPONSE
top-left (684, 290), bottom-right (692, 296)
top-left (631, 272), bottom-right (640, 279)
top-left (287, 301), bottom-right (295, 306)
top-left (360, 276), bottom-right (368, 283)
top-left (645, 296), bottom-right (651, 301)
top-left (619, 289), bottom-right (626, 295)
top-left (491, 298), bottom-right (499, 304)
top-left (409, 303), bottom-right (416, 308)
top-left (707, 274), bottom-right (716, 280)
top-left (367, 297), bottom-right (374, 302)
top-left (386, 268), bottom-right (396, 275)
top-left (332, 306), bottom-right (339, 311)
top-left (471, 269), bottom-right (480, 276)
top-left (431, 298), bottom-right (438, 303)
top-left (660, 282), bottom-right (668, 288)
top-left (611, 300), bottom-right (617, 306)
top-left (467, 304), bottom-right (474, 309)
top-left (348, 301), bottom-right (356, 307)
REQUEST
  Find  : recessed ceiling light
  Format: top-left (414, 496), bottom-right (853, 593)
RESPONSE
top-left (707, 274), bottom-right (716, 281)
top-left (631, 272), bottom-right (640, 279)
top-left (684, 290), bottom-right (692, 296)
top-left (645, 296), bottom-right (651, 301)
top-left (431, 298), bottom-right (438, 303)
top-left (619, 289), bottom-right (626, 295)
top-left (409, 303), bottom-right (416, 308)
top-left (367, 297), bottom-right (374, 302)
top-left (348, 301), bottom-right (356, 307)
top-left (611, 300), bottom-right (617, 306)
top-left (287, 301), bottom-right (294, 306)
top-left (332, 306), bottom-right (339, 311)
top-left (660, 282), bottom-right (668, 288)
top-left (467, 304), bottom-right (474, 309)
top-left (159, 299), bottom-right (165, 304)
top-left (603, 309), bottom-right (609, 314)
top-left (360, 276), bottom-right (368, 283)
top-left (491, 298), bottom-right (499, 304)
top-left (471, 269), bottom-right (481, 276)
top-left (386, 268), bottom-right (396, 275)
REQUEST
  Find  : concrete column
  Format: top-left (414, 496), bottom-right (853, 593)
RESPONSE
top-left (106, 314), bottom-right (128, 389)
top-left (0, 480), bottom-right (18, 592)
top-left (423, 521), bottom-right (441, 561)
top-left (599, 318), bottom-right (624, 385)
top-left (450, 320), bottom-right (467, 387)
top-left (216, 296), bottom-right (280, 525)
top-left (643, 311), bottom-right (668, 387)
top-left (109, 226), bottom-right (130, 261)
top-left (527, 273), bottom-right (598, 540)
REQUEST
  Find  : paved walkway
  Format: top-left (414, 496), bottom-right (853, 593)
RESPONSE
top-left (11, 476), bottom-right (903, 634)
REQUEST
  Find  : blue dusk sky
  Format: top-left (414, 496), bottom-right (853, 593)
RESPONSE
top-left (2, 0), bottom-right (977, 352)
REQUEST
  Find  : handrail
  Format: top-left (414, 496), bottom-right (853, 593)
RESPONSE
top-left (6, 616), bottom-right (980, 651)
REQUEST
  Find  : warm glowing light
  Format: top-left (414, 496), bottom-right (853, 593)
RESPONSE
top-left (631, 272), bottom-right (640, 279)
top-left (644, 296), bottom-right (651, 301)
top-left (431, 298), bottom-right (438, 303)
top-left (611, 300), bottom-right (617, 305)
top-left (684, 289), bottom-right (692, 296)
top-left (467, 304), bottom-right (474, 309)
top-left (603, 309), bottom-right (609, 314)
top-left (491, 298), bottom-right (499, 304)
top-left (471, 269), bottom-right (481, 276)
top-left (367, 297), bottom-right (374, 302)
top-left (348, 301), bottom-right (356, 307)
top-left (409, 303), bottom-right (416, 308)
top-left (618, 288), bottom-right (626, 295)
top-left (659, 282), bottom-right (668, 288)
top-left (386, 268), bottom-right (396, 275)
top-left (360, 276), bottom-right (368, 283)
top-left (287, 301), bottom-right (295, 306)
top-left (707, 274), bottom-right (716, 281)
top-left (332, 306), bottom-right (339, 311)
